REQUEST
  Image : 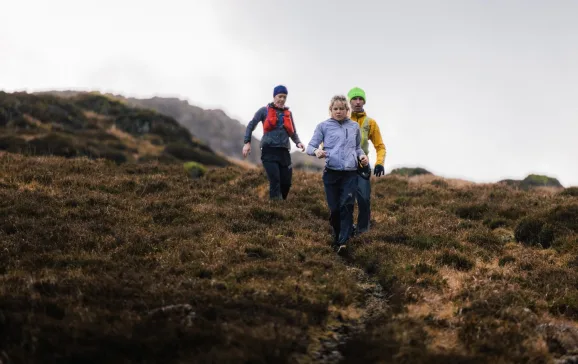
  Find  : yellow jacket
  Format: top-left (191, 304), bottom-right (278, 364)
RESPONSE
top-left (350, 111), bottom-right (386, 165)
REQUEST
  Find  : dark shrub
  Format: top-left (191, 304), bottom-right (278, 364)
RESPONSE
top-left (6, 116), bottom-right (35, 129)
top-left (73, 94), bottom-right (130, 116)
top-left (560, 187), bottom-right (578, 197)
top-left (390, 167), bottom-right (432, 177)
top-left (164, 143), bottom-right (228, 166)
top-left (466, 229), bottom-right (503, 249)
top-left (245, 246), bottom-right (273, 259)
top-left (514, 217), bottom-right (544, 246)
top-left (149, 118), bottom-right (196, 145)
top-left (521, 174), bottom-right (563, 189)
top-left (498, 206), bottom-right (526, 220)
top-left (550, 292), bottom-right (578, 319)
top-left (455, 204), bottom-right (488, 220)
top-left (547, 204), bottom-right (578, 232)
top-left (498, 256), bottom-right (516, 267)
top-left (483, 218), bottom-right (509, 229)
top-left (27, 133), bottom-right (81, 158)
top-left (436, 251), bottom-right (474, 271)
top-left (408, 235), bottom-right (460, 250)
top-left (18, 94), bottom-right (87, 129)
top-left (0, 135), bottom-right (28, 153)
top-left (78, 129), bottom-right (121, 142)
top-left (413, 263), bottom-right (438, 275)
top-left (514, 217), bottom-right (555, 248)
top-left (90, 147), bottom-right (128, 164)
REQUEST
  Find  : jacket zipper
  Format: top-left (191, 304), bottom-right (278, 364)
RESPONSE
top-left (342, 127), bottom-right (349, 170)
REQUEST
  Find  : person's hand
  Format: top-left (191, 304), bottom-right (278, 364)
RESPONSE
top-left (359, 155), bottom-right (369, 166)
top-left (242, 143), bottom-right (251, 158)
top-left (374, 164), bottom-right (385, 177)
top-left (314, 148), bottom-right (327, 159)
top-left (296, 143), bottom-right (305, 152)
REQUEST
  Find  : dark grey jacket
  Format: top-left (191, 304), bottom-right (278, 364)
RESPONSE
top-left (244, 104), bottom-right (302, 149)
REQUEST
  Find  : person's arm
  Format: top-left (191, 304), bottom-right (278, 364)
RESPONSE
top-left (243, 107), bottom-right (266, 144)
top-left (369, 119), bottom-right (386, 175)
top-left (369, 119), bottom-right (386, 165)
top-left (288, 112), bottom-right (301, 144)
top-left (242, 107), bottom-right (265, 158)
top-left (306, 123), bottom-right (324, 156)
top-left (289, 112), bottom-right (304, 151)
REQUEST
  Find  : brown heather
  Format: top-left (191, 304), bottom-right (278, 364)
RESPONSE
top-left (1, 153), bottom-right (577, 363)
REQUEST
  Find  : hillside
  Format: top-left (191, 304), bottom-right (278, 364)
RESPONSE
top-left (0, 91), bottom-right (228, 166)
top-left (40, 91), bottom-right (327, 171)
top-left (1, 153), bottom-right (577, 363)
top-left (122, 96), bottom-right (264, 165)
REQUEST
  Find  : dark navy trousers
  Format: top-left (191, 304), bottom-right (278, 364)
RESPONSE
top-left (261, 147), bottom-right (292, 200)
top-left (322, 169), bottom-right (358, 245)
top-left (356, 172), bottom-right (371, 233)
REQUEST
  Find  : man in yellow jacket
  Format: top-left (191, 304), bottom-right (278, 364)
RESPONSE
top-left (347, 87), bottom-right (386, 234)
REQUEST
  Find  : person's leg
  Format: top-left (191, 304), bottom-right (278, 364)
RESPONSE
top-left (356, 174), bottom-right (371, 233)
top-left (279, 164), bottom-right (293, 200)
top-left (338, 171), bottom-right (358, 245)
top-left (322, 170), bottom-right (341, 244)
top-left (262, 161), bottom-right (282, 200)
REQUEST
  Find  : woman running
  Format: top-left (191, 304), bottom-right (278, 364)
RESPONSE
top-left (306, 95), bottom-right (368, 254)
top-left (242, 85), bottom-right (304, 200)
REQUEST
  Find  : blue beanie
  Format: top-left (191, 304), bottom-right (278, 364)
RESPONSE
top-left (273, 85), bottom-right (288, 97)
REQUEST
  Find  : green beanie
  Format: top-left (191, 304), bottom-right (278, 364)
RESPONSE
top-left (348, 87), bottom-right (366, 101)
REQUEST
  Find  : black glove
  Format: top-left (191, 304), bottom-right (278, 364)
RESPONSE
top-left (374, 164), bottom-right (385, 177)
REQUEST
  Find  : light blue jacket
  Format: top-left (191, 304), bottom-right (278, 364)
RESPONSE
top-left (306, 118), bottom-right (366, 171)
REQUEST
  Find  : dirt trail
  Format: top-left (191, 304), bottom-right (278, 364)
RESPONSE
top-left (303, 266), bottom-right (389, 363)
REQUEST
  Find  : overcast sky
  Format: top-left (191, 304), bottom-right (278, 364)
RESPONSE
top-left (2, 0), bottom-right (577, 186)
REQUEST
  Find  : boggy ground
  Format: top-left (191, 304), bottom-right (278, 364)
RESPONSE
top-left (0, 153), bottom-right (577, 363)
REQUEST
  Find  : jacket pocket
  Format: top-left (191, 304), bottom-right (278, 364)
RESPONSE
top-left (344, 151), bottom-right (358, 170)
top-left (346, 129), bottom-right (357, 148)
top-left (325, 151), bottom-right (339, 169)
